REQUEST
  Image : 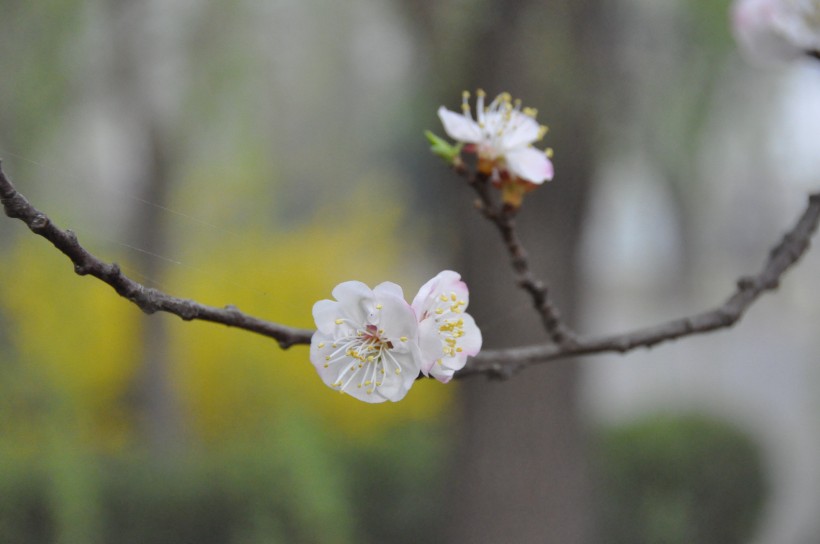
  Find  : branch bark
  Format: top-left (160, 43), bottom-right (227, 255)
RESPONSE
top-left (463, 167), bottom-right (577, 346)
top-left (462, 189), bottom-right (820, 378)
top-left (2, 161), bottom-right (818, 378)
top-left (0, 161), bottom-right (313, 349)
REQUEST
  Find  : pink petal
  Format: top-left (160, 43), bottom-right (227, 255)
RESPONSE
top-left (411, 270), bottom-right (467, 316)
top-left (505, 146), bottom-right (554, 184)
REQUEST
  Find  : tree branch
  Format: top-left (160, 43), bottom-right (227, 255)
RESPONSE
top-left (2, 161), bottom-right (818, 380)
top-left (0, 161), bottom-right (313, 349)
top-left (462, 167), bottom-right (577, 346)
top-left (460, 190), bottom-right (820, 379)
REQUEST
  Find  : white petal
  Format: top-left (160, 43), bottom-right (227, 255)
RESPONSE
top-left (309, 331), bottom-right (333, 367)
top-left (312, 300), bottom-right (340, 335)
top-left (418, 312), bottom-right (482, 383)
top-left (505, 146), bottom-right (554, 184)
top-left (331, 280), bottom-right (372, 306)
top-left (377, 295), bottom-right (420, 350)
top-left (427, 363), bottom-right (457, 384)
top-left (374, 281), bottom-right (404, 301)
top-left (310, 332), bottom-right (353, 387)
top-left (501, 113), bottom-right (542, 149)
top-left (457, 313), bottom-right (483, 356)
top-left (331, 280), bottom-right (373, 324)
top-left (437, 106), bottom-right (483, 143)
top-left (372, 351), bottom-right (419, 402)
top-left (417, 318), bottom-right (445, 373)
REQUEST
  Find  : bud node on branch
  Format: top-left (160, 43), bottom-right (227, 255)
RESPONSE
top-left (1, 158), bottom-right (819, 380)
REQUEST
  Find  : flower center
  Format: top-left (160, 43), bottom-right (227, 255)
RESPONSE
top-left (323, 319), bottom-right (406, 396)
top-left (429, 292), bottom-right (468, 366)
top-left (460, 89), bottom-right (548, 163)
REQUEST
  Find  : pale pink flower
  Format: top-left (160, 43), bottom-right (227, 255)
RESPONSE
top-left (310, 281), bottom-right (421, 403)
top-left (438, 90), bottom-right (554, 186)
top-left (411, 270), bottom-right (482, 383)
top-left (731, 0), bottom-right (820, 63)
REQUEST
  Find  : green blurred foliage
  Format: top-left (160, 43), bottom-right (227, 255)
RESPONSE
top-left (0, 416), bottom-right (450, 543)
top-left (593, 414), bottom-right (768, 544)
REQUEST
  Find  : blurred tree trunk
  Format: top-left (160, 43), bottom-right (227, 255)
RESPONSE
top-left (402, 0), bottom-right (606, 541)
top-left (128, 123), bottom-right (182, 453)
top-left (106, 0), bottom-right (184, 453)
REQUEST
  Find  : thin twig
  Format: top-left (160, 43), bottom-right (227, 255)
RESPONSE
top-left (462, 167), bottom-right (576, 346)
top-left (0, 161), bottom-right (313, 349)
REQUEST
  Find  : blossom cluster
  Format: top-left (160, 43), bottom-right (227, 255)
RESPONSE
top-left (434, 89), bottom-right (554, 208)
top-left (310, 271), bottom-right (482, 403)
top-left (731, 0), bottom-right (820, 63)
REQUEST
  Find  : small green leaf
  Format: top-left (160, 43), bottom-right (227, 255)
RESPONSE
top-left (424, 130), bottom-right (462, 163)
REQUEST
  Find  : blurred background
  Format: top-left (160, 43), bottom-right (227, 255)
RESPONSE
top-left (0, 0), bottom-right (818, 542)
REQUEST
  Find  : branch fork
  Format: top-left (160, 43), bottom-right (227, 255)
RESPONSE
top-left (2, 160), bottom-right (818, 379)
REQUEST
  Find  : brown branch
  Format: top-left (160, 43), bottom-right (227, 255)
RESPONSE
top-left (2, 161), bottom-right (818, 381)
top-left (460, 190), bottom-right (820, 379)
top-left (0, 161), bottom-right (313, 349)
top-left (461, 167), bottom-right (576, 346)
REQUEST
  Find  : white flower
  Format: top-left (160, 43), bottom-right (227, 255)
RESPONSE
top-left (411, 270), bottom-right (482, 383)
top-left (731, 0), bottom-right (820, 64)
top-left (310, 281), bottom-right (422, 403)
top-left (437, 89), bottom-right (554, 185)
